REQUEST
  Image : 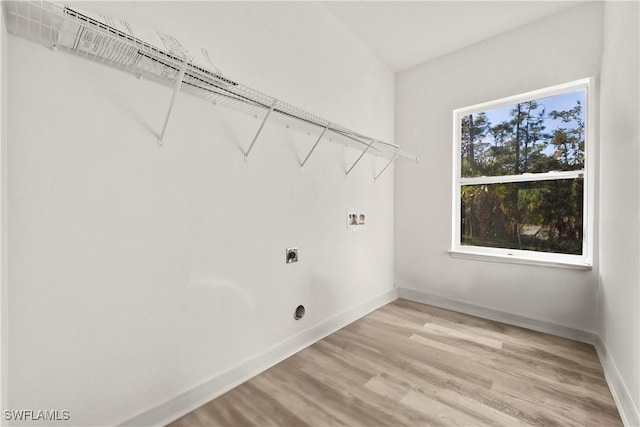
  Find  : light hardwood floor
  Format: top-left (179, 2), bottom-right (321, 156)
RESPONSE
top-left (170, 299), bottom-right (622, 427)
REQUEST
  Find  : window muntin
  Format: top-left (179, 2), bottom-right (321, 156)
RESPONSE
top-left (452, 79), bottom-right (592, 267)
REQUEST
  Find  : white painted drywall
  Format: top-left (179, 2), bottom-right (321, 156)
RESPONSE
top-left (1, 7), bottom-right (9, 418)
top-left (395, 3), bottom-right (603, 333)
top-left (599, 0), bottom-right (640, 416)
top-left (5, 2), bottom-right (395, 425)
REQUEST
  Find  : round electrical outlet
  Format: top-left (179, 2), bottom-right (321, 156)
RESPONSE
top-left (294, 305), bottom-right (305, 320)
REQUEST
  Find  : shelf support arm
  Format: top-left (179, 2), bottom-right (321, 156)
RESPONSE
top-left (300, 124), bottom-right (330, 169)
top-left (245, 100), bottom-right (277, 160)
top-left (346, 140), bottom-right (375, 176)
top-left (374, 153), bottom-right (399, 182)
top-left (158, 64), bottom-right (187, 147)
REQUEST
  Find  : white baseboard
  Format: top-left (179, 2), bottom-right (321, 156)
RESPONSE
top-left (397, 287), bottom-right (598, 344)
top-left (118, 288), bottom-right (398, 427)
top-left (595, 338), bottom-right (640, 427)
top-left (120, 287), bottom-right (638, 427)
top-left (398, 287), bottom-right (640, 426)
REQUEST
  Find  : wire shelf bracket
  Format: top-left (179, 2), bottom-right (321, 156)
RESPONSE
top-left (300, 124), bottom-right (329, 170)
top-left (245, 100), bottom-right (277, 160)
top-left (374, 153), bottom-right (399, 182)
top-left (158, 64), bottom-right (187, 147)
top-left (346, 140), bottom-right (375, 177)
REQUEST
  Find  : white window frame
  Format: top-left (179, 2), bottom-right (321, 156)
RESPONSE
top-left (450, 78), bottom-right (594, 269)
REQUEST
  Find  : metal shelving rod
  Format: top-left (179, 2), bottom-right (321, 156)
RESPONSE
top-left (300, 124), bottom-right (329, 169)
top-left (346, 140), bottom-right (374, 176)
top-left (331, 128), bottom-right (380, 151)
top-left (2, 0), bottom-right (420, 166)
top-left (245, 100), bottom-right (277, 160)
top-left (158, 65), bottom-right (187, 146)
top-left (374, 153), bottom-right (399, 182)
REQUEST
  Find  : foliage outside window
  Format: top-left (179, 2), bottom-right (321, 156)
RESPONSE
top-left (452, 79), bottom-right (593, 267)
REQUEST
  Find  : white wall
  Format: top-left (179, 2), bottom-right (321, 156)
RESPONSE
top-left (395, 3), bottom-right (603, 333)
top-left (599, 0), bottom-right (640, 421)
top-left (1, 6), bottom-right (9, 418)
top-left (4, 2), bottom-right (395, 425)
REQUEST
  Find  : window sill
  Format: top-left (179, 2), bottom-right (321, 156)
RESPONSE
top-left (448, 249), bottom-right (592, 270)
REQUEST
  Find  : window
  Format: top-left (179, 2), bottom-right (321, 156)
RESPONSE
top-left (451, 79), bottom-right (593, 268)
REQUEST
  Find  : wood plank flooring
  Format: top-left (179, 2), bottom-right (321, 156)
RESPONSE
top-left (169, 299), bottom-right (622, 427)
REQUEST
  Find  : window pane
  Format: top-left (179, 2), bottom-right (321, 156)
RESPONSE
top-left (461, 179), bottom-right (583, 255)
top-left (460, 90), bottom-right (585, 178)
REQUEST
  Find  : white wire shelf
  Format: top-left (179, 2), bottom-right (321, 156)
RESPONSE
top-left (3, 1), bottom-right (419, 178)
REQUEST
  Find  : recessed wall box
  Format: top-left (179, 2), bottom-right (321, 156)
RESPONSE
top-left (347, 213), bottom-right (366, 231)
top-left (286, 248), bottom-right (298, 264)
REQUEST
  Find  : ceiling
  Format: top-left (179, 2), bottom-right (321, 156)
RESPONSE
top-left (321, 1), bottom-right (581, 72)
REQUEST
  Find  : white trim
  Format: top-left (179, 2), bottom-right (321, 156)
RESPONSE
top-left (117, 288), bottom-right (398, 427)
top-left (451, 104), bottom-right (462, 267)
top-left (583, 76), bottom-right (596, 271)
top-left (594, 338), bottom-right (640, 427)
top-left (449, 248), bottom-right (592, 269)
top-left (460, 170), bottom-right (583, 185)
top-left (397, 287), bottom-right (598, 344)
top-left (118, 287), bottom-right (638, 427)
top-left (453, 78), bottom-right (591, 117)
top-left (451, 78), bottom-right (594, 268)
top-left (397, 288), bottom-right (638, 425)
